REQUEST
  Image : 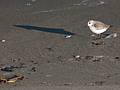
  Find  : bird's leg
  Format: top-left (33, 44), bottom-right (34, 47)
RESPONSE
top-left (97, 34), bottom-right (101, 39)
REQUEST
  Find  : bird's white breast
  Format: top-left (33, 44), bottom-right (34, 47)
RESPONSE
top-left (89, 26), bottom-right (107, 34)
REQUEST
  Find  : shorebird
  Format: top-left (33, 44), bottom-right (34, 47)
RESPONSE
top-left (88, 20), bottom-right (111, 39)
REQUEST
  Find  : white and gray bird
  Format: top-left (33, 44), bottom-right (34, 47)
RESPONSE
top-left (88, 20), bottom-right (110, 35)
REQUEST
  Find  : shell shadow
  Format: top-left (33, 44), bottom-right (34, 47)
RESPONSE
top-left (13, 24), bottom-right (75, 35)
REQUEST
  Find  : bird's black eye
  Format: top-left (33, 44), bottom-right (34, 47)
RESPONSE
top-left (88, 22), bottom-right (90, 24)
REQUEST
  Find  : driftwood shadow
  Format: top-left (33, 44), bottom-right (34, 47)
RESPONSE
top-left (14, 25), bottom-right (75, 35)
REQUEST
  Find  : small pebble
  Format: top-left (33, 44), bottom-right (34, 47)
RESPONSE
top-left (75, 55), bottom-right (80, 59)
top-left (65, 35), bottom-right (72, 38)
top-left (97, 1), bottom-right (105, 5)
top-left (113, 33), bottom-right (117, 38)
top-left (115, 56), bottom-right (119, 59)
top-left (91, 34), bottom-right (96, 37)
top-left (1, 39), bottom-right (5, 43)
top-left (31, 67), bottom-right (36, 72)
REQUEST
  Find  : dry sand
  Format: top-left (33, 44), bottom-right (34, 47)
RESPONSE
top-left (0, 0), bottom-right (120, 90)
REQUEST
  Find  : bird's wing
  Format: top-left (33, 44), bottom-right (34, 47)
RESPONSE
top-left (94, 21), bottom-right (110, 30)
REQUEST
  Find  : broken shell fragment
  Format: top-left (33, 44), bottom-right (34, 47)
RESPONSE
top-left (0, 73), bottom-right (24, 84)
top-left (7, 76), bottom-right (24, 84)
top-left (105, 33), bottom-right (117, 39)
top-left (65, 35), bottom-right (72, 38)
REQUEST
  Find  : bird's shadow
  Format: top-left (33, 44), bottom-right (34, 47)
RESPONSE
top-left (13, 24), bottom-right (75, 35)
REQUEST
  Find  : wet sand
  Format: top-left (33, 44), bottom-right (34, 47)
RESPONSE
top-left (1, 86), bottom-right (120, 90)
top-left (0, 0), bottom-right (120, 89)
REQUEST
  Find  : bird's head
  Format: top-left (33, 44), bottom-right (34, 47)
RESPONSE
top-left (88, 20), bottom-right (94, 27)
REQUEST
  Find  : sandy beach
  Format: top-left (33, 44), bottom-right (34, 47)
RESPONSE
top-left (0, 0), bottom-right (120, 89)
